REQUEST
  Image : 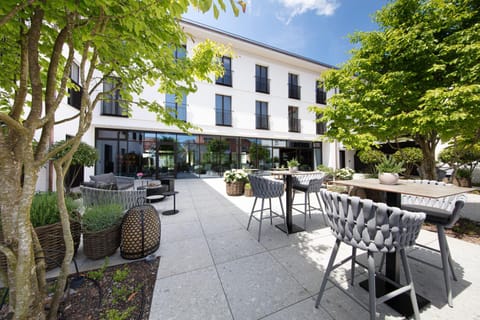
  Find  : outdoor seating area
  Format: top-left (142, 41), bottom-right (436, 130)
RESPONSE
top-left (55, 177), bottom-right (480, 320)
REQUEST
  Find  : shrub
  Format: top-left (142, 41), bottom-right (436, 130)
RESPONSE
top-left (82, 203), bottom-right (124, 232)
top-left (30, 192), bottom-right (79, 228)
top-left (393, 147), bottom-right (423, 178)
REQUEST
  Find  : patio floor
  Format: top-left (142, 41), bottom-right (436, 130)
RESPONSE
top-left (66, 178), bottom-right (480, 320)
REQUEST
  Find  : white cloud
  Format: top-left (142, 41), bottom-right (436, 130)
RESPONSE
top-left (275, 0), bottom-right (340, 24)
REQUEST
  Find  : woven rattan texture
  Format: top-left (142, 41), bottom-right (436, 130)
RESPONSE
top-left (248, 175), bottom-right (284, 198)
top-left (80, 186), bottom-right (146, 211)
top-left (83, 224), bottom-right (121, 260)
top-left (320, 189), bottom-right (425, 253)
top-left (226, 181), bottom-right (245, 196)
top-left (121, 205), bottom-right (161, 260)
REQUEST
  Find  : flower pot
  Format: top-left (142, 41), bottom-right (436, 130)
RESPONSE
top-left (288, 166), bottom-right (298, 173)
top-left (226, 181), bottom-right (245, 196)
top-left (378, 173), bottom-right (399, 185)
top-left (83, 223), bottom-right (121, 260)
top-left (244, 187), bottom-right (253, 197)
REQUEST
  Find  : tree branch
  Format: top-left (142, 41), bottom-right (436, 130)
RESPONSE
top-left (0, 0), bottom-right (36, 27)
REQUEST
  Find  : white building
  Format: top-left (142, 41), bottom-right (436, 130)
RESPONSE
top-left (37, 20), bottom-right (356, 191)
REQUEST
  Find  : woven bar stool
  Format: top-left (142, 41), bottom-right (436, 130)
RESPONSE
top-left (292, 172), bottom-right (327, 228)
top-left (247, 174), bottom-right (287, 241)
top-left (316, 190), bottom-right (425, 320)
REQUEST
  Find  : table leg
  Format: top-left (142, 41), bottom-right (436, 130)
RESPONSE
top-left (275, 175), bottom-right (304, 234)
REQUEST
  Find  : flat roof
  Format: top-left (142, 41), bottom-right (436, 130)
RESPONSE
top-left (181, 19), bottom-right (337, 70)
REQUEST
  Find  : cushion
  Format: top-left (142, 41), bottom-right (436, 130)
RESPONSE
top-left (95, 182), bottom-right (118, 190)
top-left (90, 173), bottom-right (117, 186)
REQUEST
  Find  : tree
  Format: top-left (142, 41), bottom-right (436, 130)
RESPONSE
top-left (311, 0), bottom-right (480, 180)
top-left (357, 149), bottom-right (385, 174)
top-left (439, 138), bottom-right (480, 186)
top-left (392, 147), bottom-right (423, 178)
top-left (51, 140), bottom-right (98, 194)
top-left (0, 1), bottom-right (243, 318)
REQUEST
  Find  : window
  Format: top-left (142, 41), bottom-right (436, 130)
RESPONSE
top-left (216, 56), bottom-right (232, 86)
top-left (166, 93), bottom-right (187, 121)
top-left (102, 77), bottom-right (126, 117)
top-left (288, 106), bottom-right (300, 133)
top-left (255, 65), bottom-right (269, 94)
top-left (174, 45), bottom-right (186, 60)
top-left (216, 94), bottom-right (232, 126)
top-left (316, 113), bottom-right (327, 135)
top-left (316, 81), bottom-right (327, 104)
top-left (68, 62), bottom-right (82, 109)
top-left (255, 101), bottom-right (269, 129)
top-left (288, 73), bottom-right (300, 99)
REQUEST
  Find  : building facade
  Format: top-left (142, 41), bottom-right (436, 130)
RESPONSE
top-left (37, 20), bottom-right (356, 190)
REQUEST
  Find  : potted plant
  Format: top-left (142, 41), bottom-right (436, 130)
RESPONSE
top-left (376, 155), bottom-right (405, 185)
top-left (335, 167), bottom-right (355, 180)
top-left (287, 158), bottom-right (300, 173)
top-left (82, 203), bottom-right (124, 260)
top-left (223, 169), bottom-right (248, 196)
top-left (3, 192), bottom-right (82, 271)
top-left (244, 182), bottom-right (253, 197)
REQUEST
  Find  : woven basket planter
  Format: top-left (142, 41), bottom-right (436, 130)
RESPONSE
top-left (83, 223), bottom-right (121, 260)
top-left (0, 217), bottom-right (81, 271)
top-left (244, 187), bottom-right (253, 197)
top-left (226, 181), bottom-right (245, 196)
top-left (121, 204), bottom-right (161, 260)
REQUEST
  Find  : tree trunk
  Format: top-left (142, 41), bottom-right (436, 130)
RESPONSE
top-left (416, 134), bottom-right (438, 180)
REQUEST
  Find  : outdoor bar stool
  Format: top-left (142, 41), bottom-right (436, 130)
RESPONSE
top-left (292, 172), bottom-right (327, 228)
top-left (316, 189), bottom-right (425, 320)
top-left (247, 174), bottom-right (287, 241)
top-left (399, 179), bottom-right (466, 307)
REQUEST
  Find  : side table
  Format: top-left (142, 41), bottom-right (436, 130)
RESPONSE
top-left (162, 191), bottom-right (179, 215)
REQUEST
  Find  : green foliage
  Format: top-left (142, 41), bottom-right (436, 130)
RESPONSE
top-left (357, 149), bottom-right (385, 165)
top-left (113, 267), bottom-right (130, 282)
top-left (393, 147), bottom-right (423, 177)
top-left (456, 167), bottom-right (472, 179)
top-left (317, 164), bottom-right (335, 176)
top-left (375, 155), bottom-right (405, 174)
top-left (51, 140), bottom-right (98, 166)
top-left (104, 306), bottom-right (136, 320)
top-left (287, 158), bottom-right (300, 168)
top-left (30, 192), bottom-right (79, 228)
top-left (249, 142), bottom-right (270, 163)
top-left (335, 168), bottom-right (355, 180)
top-left (82, 204), bottom-right (124, 232)
top-left (244, 182), bottom-right (251, 190)
top-left (311, 0), bottom-right (480, 179)
top-left (87, 257), bottom-right (110, 281)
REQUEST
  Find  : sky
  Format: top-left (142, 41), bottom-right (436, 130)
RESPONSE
top-left (183, 0), bottom-right (390, 67)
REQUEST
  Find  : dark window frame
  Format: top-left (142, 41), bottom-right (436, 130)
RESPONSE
top-left (316, 81), bottom-right (327, 104)
top-left (215, 94), bottom-right (232, 126)
top-left (255, 100), bottom-right (269, 130)
top-left (68, 62), bottom-right (82, 109)
top-left (216, 56), bottom-right (232, 87)
top-left (255, 65), bottom-right (270, 94)
top-left (166, 93), bottom-right (187, 122)
top-left (288, 73), bottom-right (301, 100)
top-left (101, 77), bottom-right (126, 117)
top-left (316, 113), bottom-right (327, 135)
top-left (288, 106), bottom-right (300, 133)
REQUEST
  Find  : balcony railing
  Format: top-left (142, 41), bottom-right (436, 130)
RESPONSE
top-left (289, 118), bottom-right (301, 133)
top-left (216, 70), bottom-right (232, 86)
top-left (316, 121), bottom-right (327, 135)
top-left (256, 114), bottom-right (269, 130)
top-left (215, 108), bottom-right (232, 126)
top-left (68, 86), bottom-right (82, 109)
top-left (288, 84), bottom-right (301, 100)
top-left (316, 89), bottom-right (327, 104)
top-left (255, 77), bottom-right (270, 94)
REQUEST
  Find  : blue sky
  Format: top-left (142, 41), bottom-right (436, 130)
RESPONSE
top-left (184, 0), bottom-right (390, 67)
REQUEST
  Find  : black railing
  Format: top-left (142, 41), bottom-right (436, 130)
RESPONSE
top-left (289, 118), bottom-right (300, 133)
top-left (288, 84), bottom-right (301, 100)
top-left (216, 70), bottom-right (232, 86)
top-left (215, 108), bottom-right (232, 126)
top-left (316, 121), bottom-right (327, 135)
top-left (256, 114), bottom-right (269, 130)
top-left (316, 89), bottom-right (327, 104)
top-left (255, 77), bottom-right (270, 94)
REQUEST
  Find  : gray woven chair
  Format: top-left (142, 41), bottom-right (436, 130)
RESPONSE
top-left (400, 179), bottom-right (466, 307)
top-left (292, 172), bottom-right (327, 228)
top-left (247, 174), bottom-right (287, 241)
top-left (316, 189), bottom-right (425, 320)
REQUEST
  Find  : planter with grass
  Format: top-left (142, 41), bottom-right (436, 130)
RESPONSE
top-left (82, 203), bottom-right (124, 260)
top-left (244, 182), bottom-right (253, 197)
top-left (224, 169), bottom-right (248, 196)
top-left (287, 158), bottom-right (300, 173)
top-left (376, 155), bottom-right (405, 185)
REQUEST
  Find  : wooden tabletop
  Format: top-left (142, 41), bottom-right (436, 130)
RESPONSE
top-left (333, 178), bottom-right (474, 198)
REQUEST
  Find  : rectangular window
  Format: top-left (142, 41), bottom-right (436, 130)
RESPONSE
top-left (102, 77), bottom-right (126, 117)
top-left (316, 113), bottom-right (327, 135)
top-left (166, 93), bottom-right (187, 121)
top-left (216, 56), bottom-right (232, 86)
top-left (255, 65), bottom-right (269, 94)
top-left (316, 81), bottom-right (327, 104)
top-left (215, 94), bottom-right (232, 126)
top-left (68, 62), bottom-right (82, 109)
top-left (288, 73), bottom-right (300, 99)
top-left (255, 101), bottom-right (269, 130)
top-left (288, 106), bottom-right (300, 133)
top-left (174, 45), bottom-right (186, 60)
